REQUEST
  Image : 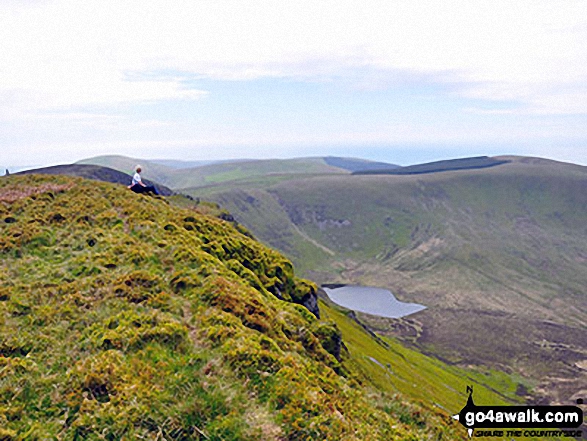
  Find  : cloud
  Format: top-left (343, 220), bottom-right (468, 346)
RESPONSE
top-left (0, 1), bottom-right (207, 112)
top-left (1, 0), bottom-right (586, 115)
top-left (1, 0), bottom-right (586, 167)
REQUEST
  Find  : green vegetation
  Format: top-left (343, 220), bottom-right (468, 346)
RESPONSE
top-left (323, 157), bottom-right (399, 173)
top-left (316, 301), bottom-right (551, 441)
top-left (178, 156), bottom-right (587, 406)
top-left (76, 155), bottom-right (178, 187)
top-left (78, 155), bottom-right (362, 190)
top-left (322, 304), bottom-right (524, 411)
top-left (16, 164), bottom-right (174, 196)
top-left (1, 174), bottom-right (474, 440)
top-left (9, 155), bottom-right (584, 438)
top-left (354, 156), bottom-right (509, 175)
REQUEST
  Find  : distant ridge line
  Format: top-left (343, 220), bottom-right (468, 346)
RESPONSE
top-left (353, 156), bottom-right (510, 176)
top-left (15, 163), bottom-right (174, 195)
top-left (323, 156), bottom-right (399, 172)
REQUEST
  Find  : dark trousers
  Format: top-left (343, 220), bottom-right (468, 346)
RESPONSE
top-left (130, 184), bottom-right (159, 195)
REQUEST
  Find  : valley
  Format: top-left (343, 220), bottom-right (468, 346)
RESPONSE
top-left (24, 153), bottom-right (586, 436)
top-left (171, 155), bottom-right (587, 408)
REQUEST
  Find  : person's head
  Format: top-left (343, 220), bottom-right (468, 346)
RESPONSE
top-left (135, 165), bottom-right (142, 173)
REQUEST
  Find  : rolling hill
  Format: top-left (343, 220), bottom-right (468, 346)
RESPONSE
top-left (78, 155), bottom-right (399, 190)
top-left (323, 156), bottom-right (400, 173)
top-left (354, 155), bottom-right (509, 175)
top-left (2, 173), bottom-right (539, 440)
top-left (15, 164), bottom-right (174, 196)
top-left (178, 156), bottom-right (587, 407)
top-left (76, 155), bottom-right (180, 187)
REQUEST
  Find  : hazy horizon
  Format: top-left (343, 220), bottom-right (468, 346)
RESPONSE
top-left (3, 150), bottom-right (587, 175)
top-left (2, 1), bottom-right (586, 167)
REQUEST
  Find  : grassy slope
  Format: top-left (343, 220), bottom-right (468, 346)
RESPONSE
top-left (321, 303), bottom-right (524, 409)
top-left (16, 164), bottom-right (175, 196)
top-left (169, 158), bottom-right (349, 190)
top-left (323, 157), bottom-right (399, 173)
top-left (275, 158), bottom-right (586, 318)
top-left (319, 301), bottom-right (556, 441)
top-left (79, 156), bottom-right (350, 190)
top-left (184, 159), bottom-right (585, 299)
top-left (181, 157), bottom-right (587, 405)
top-left (0, 174), bottom-right (476, 440)
top-left (354, 156), bottom-right (508, 175)
top-left (77, 155), bottom-right (178, 187)
top-left (186, 157), bottom-right (587, 320)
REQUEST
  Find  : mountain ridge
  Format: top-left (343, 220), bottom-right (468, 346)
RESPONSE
top-left (15, 163), bottom-right (175, 196)
top-left (6, 155), bottom-right (585, 420)
top-left (1, 173), bottom-right (481, 440)
top-left (178, 155), bottom-right (587, 408)
top-left (77, 155), bottom-right (399, 189)
top-left (353, 155), bottom-right (510, 175)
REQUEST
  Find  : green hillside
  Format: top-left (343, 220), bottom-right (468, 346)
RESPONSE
top-left (168, 157), bottom-right (348, 190)
top-left (180, 156), bottom-right (587, 406)
top-left (1, 174), bottom-right (492, 440)
top-left (77, 155), bottom-right (177, 187)
top-left (16, 164), bottom-right (174, 196)
top-left (79, 155), bottom-right (397, 191)
top-left (354, 156), bottom-right (509, 175)
top-left (323, 156), bottom-right (399, 173)
top-left (78, 155), bottom-right (347, 190)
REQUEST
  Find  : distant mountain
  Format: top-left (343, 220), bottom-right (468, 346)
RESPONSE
top-left (79, 155), bottom-right (345, 189)
top-left (76, 155), bottom-right (177, 186)
top-left (3, 173), bottom-right (509, 439)
top-left (79, 155), bottom-right (398, 190)
top-left (2, 165), bottom-right (41, 175)
top-left (179, 155), bottom-right (587, 406)
top-left (354, 155), bottom-right (509, 175)
top-left (323, 156), bottom-right (399, 173)
top-left (168, 157), bottom-right (350, 189)
top-left (15, 163), bottom-right (174, 196)
top-left (147, 159), bottom-right (219, 169)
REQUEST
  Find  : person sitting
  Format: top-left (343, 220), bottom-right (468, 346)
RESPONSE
top-left (128, 165), bottom-right (159, 195)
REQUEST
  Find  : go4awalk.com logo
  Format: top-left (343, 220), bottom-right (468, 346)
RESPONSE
top-left (452, 386), bottom-right (584, 438)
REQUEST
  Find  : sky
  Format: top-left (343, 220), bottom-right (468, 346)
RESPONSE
top-left (1, 0), bottom-right (587, 168)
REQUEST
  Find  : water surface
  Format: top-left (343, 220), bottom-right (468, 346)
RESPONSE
top-left (322, 285), bottom-right (426, 318)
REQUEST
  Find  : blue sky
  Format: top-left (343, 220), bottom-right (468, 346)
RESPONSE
top-left (1, 0), bottom-right (586, 168)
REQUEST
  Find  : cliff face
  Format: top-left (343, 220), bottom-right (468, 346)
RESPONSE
top-left (0, 175), bottom-right (460, 440)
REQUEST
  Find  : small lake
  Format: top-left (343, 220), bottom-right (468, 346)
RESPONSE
top-left (322, 285), bottom-right (426, 319)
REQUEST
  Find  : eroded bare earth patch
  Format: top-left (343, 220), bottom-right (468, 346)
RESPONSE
top-left (0, 183), bottom-right (74, 203)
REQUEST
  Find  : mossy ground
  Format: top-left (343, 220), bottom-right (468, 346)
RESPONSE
top-left (183, 160), bottom-right (587, 410)
top-left (0, 175), bottom-right (465, 440)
